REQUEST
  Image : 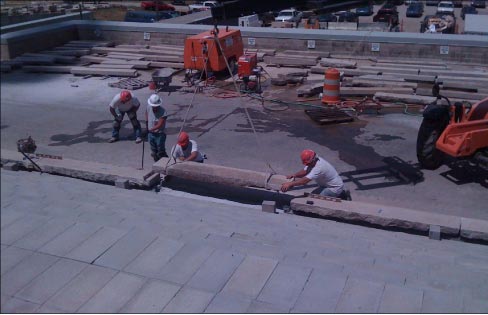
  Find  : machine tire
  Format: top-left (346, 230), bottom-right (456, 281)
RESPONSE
top-left (416, 119), bottom-right (446, 169)
top-left (228, 58), bottom-right (237, 75)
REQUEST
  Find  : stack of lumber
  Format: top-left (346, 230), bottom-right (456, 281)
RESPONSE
top-left (309, 58), bottom-right (488, 103)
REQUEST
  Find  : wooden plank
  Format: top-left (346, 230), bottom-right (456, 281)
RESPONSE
top-left (42, 50), bottom-right (90, 57)
top-left (106, 53), bottom-right (145, 60)
top-left (142, 55), bottom-right (183, 63)
top-left (88, 64), bottom-right (135, 69)
top-left (349, 79), bottom-right (417, 89)
top-left (312, 67), bottom-right (437, 83)
top-left (373, 58), bottom-right (447, 66)
top-left (341, 87), bottom-right (413, 97)
top-left (319, 58), bottom-right (356, 69)
top-left (441, 81), bottom-right (488, 93)
top-left (360, 66), bottom-right (488, 79)
top-left (23, 66), bottom-right (72, 73)
top-left (356, 75), bottom-right (405, 82)
top-left (264, 56), bottom-right (317, 68)
top-left (282, 50), bottom-right (330, 58)
top-left (149, 61), bottom-right (184, 69)
top-left (68, 40), bottom-right (114, 47)
top-left (274, 54), bottom-right (319, 60)
top-left (374, 63), bottom-right (448, 70)
top-left (15, 56), bottom-right (56, 65)
top-left (91, 47), bottom-right (142, 54)
top-left (23, 53), bottom-right (76, 64)
top-left (329, 54), bottom-right (377, 62)
top-left (374, 92), bottom-right (478, 105)
top-left (80, 55), bottom-right (107, 64)
top-left (101, 60), bottom-right (150, 69)
top-left (70, 67), bottom-right (138, 77)
top-left (245, 48), bottom-right (276, 56)
top-left (415, 88), bottom-right (486, 101)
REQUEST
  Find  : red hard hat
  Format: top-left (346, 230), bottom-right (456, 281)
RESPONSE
top-left (301, 149), bottom-right (316, 165)
top-left (120, 90), bottom-right (131, 102)
top-left (177, 132), bottom-right (189, 146)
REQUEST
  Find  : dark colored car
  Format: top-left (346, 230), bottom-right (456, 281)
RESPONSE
top-left (141, 1), bottom-right (175, 11)
top-left (336, 11), bottom-right (358, 22)
top-left (461, 5), bottom-right (478, 18)
top-left (356, 5), bottom-right (374, 16)
top-left (471, 0), bottom-right (486, 8)
top-left (452, 0), bottom-right (463, 7)
top-left (171, 0), bottom-right (186, 5)
top-left (406, 3), bottom-right (423, 17)
top-left (426, 0), bottom-right (439, 5)
top-left (373, 5), bottom-right (399, 24)
top-left (387, 0), bottom-right (404, 5)
top-left (125, 10), bottom-right (172, 22)
top-left (317, 13), bottom-right (337, 22)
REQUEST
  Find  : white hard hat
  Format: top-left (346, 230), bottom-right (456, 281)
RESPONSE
top-left (148, 94), bottom-right (162, 107)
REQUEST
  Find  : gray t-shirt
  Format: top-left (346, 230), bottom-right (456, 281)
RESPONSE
top-left (171, 140), bottom-right (204, 162)
top-left (305, 157), bottom-right (344, 194)
top-left (109, 92), bottom-right (140, 113)
top-left (146, 105), bottom-right (166, 134)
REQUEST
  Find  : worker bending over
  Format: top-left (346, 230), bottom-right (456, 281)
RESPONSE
top-left (145, 94), bottom-right (168, 161)
top-left (281, 149), bottom-right (348, 199)
top-left (108, 90), bottom-right (142, 143)
top-left (171, 131), bottom-right (204, 163)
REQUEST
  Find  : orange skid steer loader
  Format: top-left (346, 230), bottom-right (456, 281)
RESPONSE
top-left (416, 82), bottom-right (488, 170)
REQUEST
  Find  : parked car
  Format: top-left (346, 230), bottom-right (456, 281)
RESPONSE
top-left (188, 1), bottom-right (219, 11)
top-left (141, 1), bottom-right (175, 11)
top-left (406, 3), bottom-right (423, 17)
top-left (437, 1), bottom-right (455, 14)
top-left (373, 5), bottom-right (399, 25)
top-left (387, 0), bottom-right (404, 5)
top-left (461, 5), bottom-right (478, 18)
top-left (452, 0), bottom-right (463, 7)
top-left (274, 8), bottom-right (303, 23)
top-left (335, 11), bottom-right (358, 22)
top-left (125, 10), bottom-right (172, 22)
top-left (317, 13), bottom-right (337, 22)
top-left (471, 0), bottom-right (486, 8)
top-left (356, 5), bottom-right (374, 16)
top-left (426, 0), bottom-right (439, 5)
top-left (171, 0), bottom-right (185, 5)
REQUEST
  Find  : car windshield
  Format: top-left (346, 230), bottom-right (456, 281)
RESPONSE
top-left (280, 11), bottom-right (293, 16)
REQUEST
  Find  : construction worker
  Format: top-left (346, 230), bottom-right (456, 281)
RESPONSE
top-left (108, 90), bottom-right (142, 143)
top-left (171, 131), bottom-right (204, 163)
top-left (281, 149), bottom-right (348, 199)
top-left (145, 94), bottom-right (168, 161)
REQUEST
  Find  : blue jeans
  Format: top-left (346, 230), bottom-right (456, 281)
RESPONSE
top-left (148, 132), bottom-right (167, 161)
top-left (311, 186), bottom-right (342, 198)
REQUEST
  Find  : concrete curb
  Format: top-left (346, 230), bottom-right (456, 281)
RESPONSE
top-left (0, 149), bottom-right (159, 189)
top-left (2, 149), bottom-right (486, 243)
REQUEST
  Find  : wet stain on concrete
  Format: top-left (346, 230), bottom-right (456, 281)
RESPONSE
top-left (371, 134), bottom-right (405, 141)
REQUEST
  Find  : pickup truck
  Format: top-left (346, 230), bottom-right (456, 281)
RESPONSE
top-left (274, 8), bottom-right (303, 23)
top-left (188, 1), bottom-right (219, 11)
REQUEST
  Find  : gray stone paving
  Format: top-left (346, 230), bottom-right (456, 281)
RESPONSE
top-left (1, 169), bottom-right (488, 313)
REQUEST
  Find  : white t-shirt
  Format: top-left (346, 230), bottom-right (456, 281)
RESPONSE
top-left (305, 157), bottom-right (344, 194)
top-left (109, 92), bottom-right (140, 113)
top-left (171, 140), bottom-right (204, 162)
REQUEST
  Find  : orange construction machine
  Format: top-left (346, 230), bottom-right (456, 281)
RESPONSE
top-left (416, 82), bottom-right (488, 169)
top-left (183, 26), bottom-right (244, 74)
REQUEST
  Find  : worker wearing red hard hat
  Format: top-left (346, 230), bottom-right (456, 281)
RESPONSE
top-left (171, 131), bottom-right (204, 163)
top-left (281, 149), bottom-right (348, 199)
top-left (108, 90), bottom-right (142, 143)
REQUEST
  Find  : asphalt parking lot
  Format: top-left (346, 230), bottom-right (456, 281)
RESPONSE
top-left (359, 1), bottom-right (488, 34)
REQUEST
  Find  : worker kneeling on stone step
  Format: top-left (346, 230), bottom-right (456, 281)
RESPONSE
top-left (281, 149), bottom-right (350, 200)
top-left (145, 94), bottom-right (168, 161)
top-left (171, 131), bottom-right (205, 163)
top-left (108, 90), bottom-right (142, 144)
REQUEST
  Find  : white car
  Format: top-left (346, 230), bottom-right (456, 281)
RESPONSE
top-left (437, 1), bottom-right (455, 14)
top-left (274, 8), bottom-right (303, 23)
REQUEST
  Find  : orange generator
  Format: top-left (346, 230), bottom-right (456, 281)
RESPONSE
top-left (237, 53), bottom-right (258, 78)
top-left (184, 27), bottom-right (244, 73)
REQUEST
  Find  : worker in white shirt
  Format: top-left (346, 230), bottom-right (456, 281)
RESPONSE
top-left (171, 131), bottom-right (204, 163)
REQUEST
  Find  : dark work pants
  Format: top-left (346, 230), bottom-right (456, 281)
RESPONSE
top-left (149, 132), bottom-right (167, 161)
top-left (112, 107), bottom-right (141, 139)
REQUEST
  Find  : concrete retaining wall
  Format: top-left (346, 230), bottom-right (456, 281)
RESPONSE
top-left (2, 20), bottom-right (488, 63)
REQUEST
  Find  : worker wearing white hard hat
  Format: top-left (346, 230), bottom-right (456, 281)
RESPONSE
top-left (145, 94), bottom-right (168, 161)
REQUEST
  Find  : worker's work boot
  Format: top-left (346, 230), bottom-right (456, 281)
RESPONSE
top-left (108, 137), bottom-right (118, 143)
top-left (135, 137), bottom-right (142, 144)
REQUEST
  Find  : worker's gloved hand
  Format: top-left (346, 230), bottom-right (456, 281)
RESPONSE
top-left (114, 114), bottom-right (123, 122)
top-left (286, 174), bottom-right (295, 179)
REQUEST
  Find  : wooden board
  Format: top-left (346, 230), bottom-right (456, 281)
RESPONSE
top-left (70, 67), bottom-right (138, 77)
top-left (23, 66), bottom-right (72, 73)
top-left (264, 56), bottom-right (317, 68)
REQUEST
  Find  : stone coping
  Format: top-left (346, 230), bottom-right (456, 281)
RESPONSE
top-left (2, 19), bottom-right (488, 48)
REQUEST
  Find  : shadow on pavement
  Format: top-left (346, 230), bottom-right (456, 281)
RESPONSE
top-left (441, 160), bottom-right (488, 188)
top-left (340, 156), bottom-right (424, 190)
top-left (49, 120), bottom-right (135, 146)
